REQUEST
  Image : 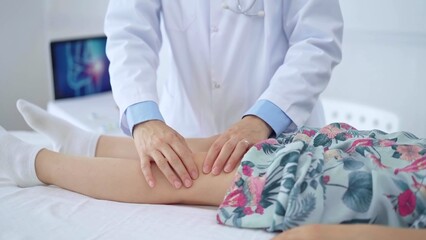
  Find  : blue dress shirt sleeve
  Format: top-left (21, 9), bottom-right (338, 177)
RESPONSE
top-left (125, 101), bottom-right (164, 136)
top-left (244, 100), bottom-right (292, 137)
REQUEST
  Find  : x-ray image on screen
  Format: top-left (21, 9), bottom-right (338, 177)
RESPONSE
top-left (51, 36), bottom-right (111, 99)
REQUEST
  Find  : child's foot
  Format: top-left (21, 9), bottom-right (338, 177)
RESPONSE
top-left (16, 99), bottom-right (100, 157)
top-left (0, 125), bottom-right (43, 187)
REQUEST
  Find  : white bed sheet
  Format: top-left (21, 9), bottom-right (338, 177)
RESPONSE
top-left (0, 131), bottom-right (275, 240)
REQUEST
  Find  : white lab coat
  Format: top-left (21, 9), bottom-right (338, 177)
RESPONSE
top-left (105, 0), bottom-right (343, 137)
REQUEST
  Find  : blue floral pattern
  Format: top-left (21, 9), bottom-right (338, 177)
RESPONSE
top-left (217, 123), bottom-right (426, 231)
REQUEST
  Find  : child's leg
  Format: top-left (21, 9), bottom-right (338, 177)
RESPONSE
top-left (95, 135), bottom-right (217, 159)
top-left (95, 135), bottom-right (138, 159)
top-left (1, 125), bottom-right (233, 205)
top-left (36, 150), bottom-right (235, 206)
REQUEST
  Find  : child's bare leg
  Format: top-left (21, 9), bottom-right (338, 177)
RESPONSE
top-left (1, 126), bottom-right (232, 204)
top-left (95, 135), bottom-right (218, 159)
top-left (36, 150), bottom-right (234, 206)
top-left (95, 136), bottom-right (138, 159)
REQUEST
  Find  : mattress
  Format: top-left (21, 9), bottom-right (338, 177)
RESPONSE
top-left (0, 131), bottom-right (275, 239)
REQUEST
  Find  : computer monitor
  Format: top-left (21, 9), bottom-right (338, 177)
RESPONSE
top-left (50, 36), bottom-right (111, 100)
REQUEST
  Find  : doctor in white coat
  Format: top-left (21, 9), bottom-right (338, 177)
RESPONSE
top-left (105, 0), bottom-right (343, 189)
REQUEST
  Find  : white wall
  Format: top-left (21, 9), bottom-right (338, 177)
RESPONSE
top-left (1, 0), bottom-right (425, 137)
top-left (45, 0), bottom-right (108, 40)
top-left (0, 0), bottom-right (109, 131)
top-left (323, 0), bottom-right (426, 137)
top-left (0, 0), bottom-right (50, 131)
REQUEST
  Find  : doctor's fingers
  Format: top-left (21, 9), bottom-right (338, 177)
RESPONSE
top-left (140, 156), bottom-right (156, 188)
top-left (150, 150), bottom-right (184, 189)
top-left (223, 139), bottom-right (251, 173)
top-left (160, 144), bottom-right (195, 188)
top-left (210, 137), bottom-right (241, 175)
top-left (168, 138), bottom-right (198, 180)
top-left (203, 136), bottom-right (230, 174)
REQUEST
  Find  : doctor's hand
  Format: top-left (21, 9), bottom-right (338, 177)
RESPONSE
top-left (133, 120), bottom-right (198, 189)
top-left (203, 116), bottom-right (272, 175)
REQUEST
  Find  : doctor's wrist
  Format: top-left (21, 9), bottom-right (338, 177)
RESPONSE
top-left (132, 119), bottom-right (165, 137)
top-left (242, 115), bottom-right (273, 139)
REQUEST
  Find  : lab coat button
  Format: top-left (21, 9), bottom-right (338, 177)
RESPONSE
top-left (211, 26), bottom-right (219, 32)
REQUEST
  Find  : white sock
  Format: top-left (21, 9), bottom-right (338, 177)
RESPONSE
top-left (0, 126), bottom-right (44, 187)
top-left (16, 99), bottom-right (100, 157)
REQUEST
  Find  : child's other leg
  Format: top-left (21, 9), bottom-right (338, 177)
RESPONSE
top-left (17, 99), bottom-right (99, 157)
top-left (0, 126), bottom-right (43, 187)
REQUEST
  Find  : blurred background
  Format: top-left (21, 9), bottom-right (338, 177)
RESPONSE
top-left (0, 0), bottom-right (425, 137)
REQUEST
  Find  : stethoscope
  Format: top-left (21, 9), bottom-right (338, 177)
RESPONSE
top-left (222, 0), bottom-right (265, 17)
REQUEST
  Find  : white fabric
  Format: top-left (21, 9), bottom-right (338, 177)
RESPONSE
top-left (17, 99), bottom-right (100, 157)
top-left (0, 131), bottom-right (275, 239)
top-left (105, 0), bottom-right (343, 137)
top-left (0, 129), bottom-right (43, 188)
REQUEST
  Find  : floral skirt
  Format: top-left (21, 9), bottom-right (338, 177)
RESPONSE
top-left (216, 123), bottom-right (426, 231)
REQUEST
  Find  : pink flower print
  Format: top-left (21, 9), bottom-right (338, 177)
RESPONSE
top-left (237, 194), bottom-right (247, 207)
top-left (412, 176), bottom-right (422, 189)
top-left (345, 139), bottom-right (373, 153)
top-left (397, 189), bottom-right (416, 217)
top-left (302, 129), bottom-right (317, 137)
top-left (370, 154), bottom-right (388, 169)
top-left (255, 205), bottom-right (264, 214)
top-left (411, 176), bottom-right (426, 191)
top-left (395, 155), bottom-right (426, 175)
top-left (319, 125), bottom-right (343, 138)
top-left (412, 176), bottom-right (426, 198)
top-left (323, 175), bottom-right (330, 184)
top-left (339, 122), bottom-right (356, 130)
top-left (221, 188), bottom-right (247, 208)
top-left (396, 145), bottom-right (423, 161)
top-left (216, 214), bottom-right (223, 225)
top-left (254, 139), bottom-right (279, 150)
top-left (242, 165), bottom-right (253, 177)
top-left (344, 133), bottom-right (353, 139)
top-left (379, 139), bottom-right (395, 147)
top-left (243, 207), bottom-right (254, 215)
top-left (248, 176), bottom-right (266, 206)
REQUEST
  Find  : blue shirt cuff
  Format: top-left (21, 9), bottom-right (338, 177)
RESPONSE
top-left (125, 101), bottom-right (164, 135)
top-left (244, 100), bottom-right (292, 137)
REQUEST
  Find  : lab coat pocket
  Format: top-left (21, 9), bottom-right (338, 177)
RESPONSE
top-left (162, 0), bottom-right (197, 31)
